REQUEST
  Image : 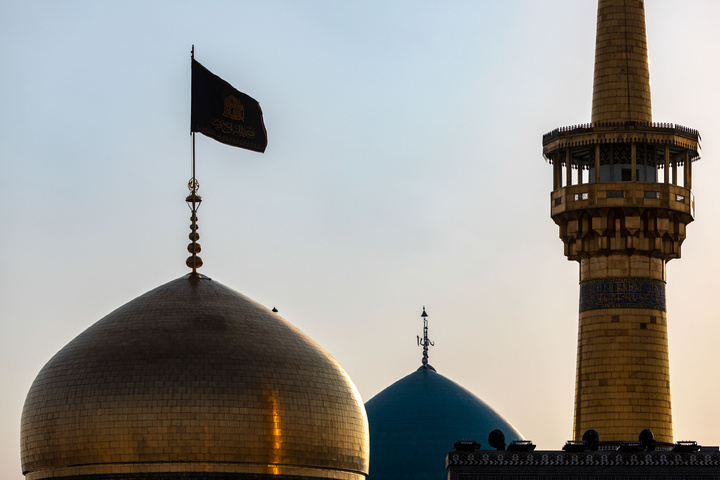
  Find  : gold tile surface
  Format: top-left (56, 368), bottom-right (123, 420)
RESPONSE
top-left (574, 306), bottom-right (673, 443)
top-left (591, 0), bottom-right (652, 123)
top-left (21, 275), bottom-right (369, 480)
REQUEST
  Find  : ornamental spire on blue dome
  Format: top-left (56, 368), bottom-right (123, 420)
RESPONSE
top-left (417, 306), bottom-right (435, 371)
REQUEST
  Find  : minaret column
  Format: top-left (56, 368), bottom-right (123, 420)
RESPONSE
top-left (575, 255), bottom-right (671, 442)
top-left (592, 0), bottom-right (652, 124)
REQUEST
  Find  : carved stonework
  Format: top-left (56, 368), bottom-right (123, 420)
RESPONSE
top-left (554, 206), bottom-right (691, 262)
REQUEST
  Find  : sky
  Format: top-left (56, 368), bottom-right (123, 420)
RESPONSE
top-left (2, 1), bottom-right (720, 478)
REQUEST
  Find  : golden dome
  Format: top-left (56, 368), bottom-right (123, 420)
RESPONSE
top-left (21, 275), bottom-right (369, 480)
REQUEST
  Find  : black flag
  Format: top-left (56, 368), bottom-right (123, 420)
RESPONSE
top-left (191, 58), bottom-right (267, 153)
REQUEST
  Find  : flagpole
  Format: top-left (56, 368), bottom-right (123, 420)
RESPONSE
top-left (186, 44), bottom-right (202, 277)
top-left (191, 44), bottom-right (196, 184)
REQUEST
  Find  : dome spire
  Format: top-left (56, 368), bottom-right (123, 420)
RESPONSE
top-left (185, 176), bottom-right (203, 276)
top-left (417, 306), bottom-right (434, 369)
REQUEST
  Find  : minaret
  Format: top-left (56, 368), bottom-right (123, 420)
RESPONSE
top-left (542, 0), bottom-right (701, 444)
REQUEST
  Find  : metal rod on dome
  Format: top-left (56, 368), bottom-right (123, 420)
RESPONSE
top-left (186, 45), bottom-right (203, 276)
top-left (191, 45), bottom-right (196, 182)
top-left (186, 173), bottom-right (203, 276)
top-left (417, 307), bottom-right (434, 368)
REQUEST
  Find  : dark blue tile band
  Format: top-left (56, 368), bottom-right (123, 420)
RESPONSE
top-left (579, 278), bottom-right (666, 313)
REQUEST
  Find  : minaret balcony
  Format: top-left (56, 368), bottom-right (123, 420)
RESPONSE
top-left (543, 123), bottom-right (701, 192)
top-left (551, 182), bottom-right (694, 219)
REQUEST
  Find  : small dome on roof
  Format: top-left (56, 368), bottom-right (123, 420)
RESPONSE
top-left (365, 365), bottom-right (523, 480)
top-left (366, 308), bottom-right (522, 480)
top-left (21, 274), bottom-right (369, 480)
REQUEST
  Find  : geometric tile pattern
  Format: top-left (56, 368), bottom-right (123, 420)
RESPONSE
top-left (579, 278), bottom-right (666, 313)
top-left (448, 450), bottom-right (720, 468)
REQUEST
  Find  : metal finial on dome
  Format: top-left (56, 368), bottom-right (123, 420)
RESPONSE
top-left (185, 177), bottom-right (203, 276)
top-left (416, 306), bottom-right (434, 369)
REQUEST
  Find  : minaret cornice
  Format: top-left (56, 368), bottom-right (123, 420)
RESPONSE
top-left (542, 123), bottom-right (701, 161)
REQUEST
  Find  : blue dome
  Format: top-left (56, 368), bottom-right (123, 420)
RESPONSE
top-left (365, 365), bottom-right (523, 480)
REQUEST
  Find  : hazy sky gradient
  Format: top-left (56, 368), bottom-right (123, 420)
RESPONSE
top-left (3, 1), bottom-right (720, 478)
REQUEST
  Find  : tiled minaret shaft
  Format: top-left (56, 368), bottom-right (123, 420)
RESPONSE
top-left (592, 0), bottom-right (652, 123)
top-left (542, 0), bottom-right (701, 444)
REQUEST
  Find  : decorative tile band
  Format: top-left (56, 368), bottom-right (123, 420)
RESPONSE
top-left (579, 278), bottom-right (666, 313)
top-left (447, 450), bottom-right (720, 467)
